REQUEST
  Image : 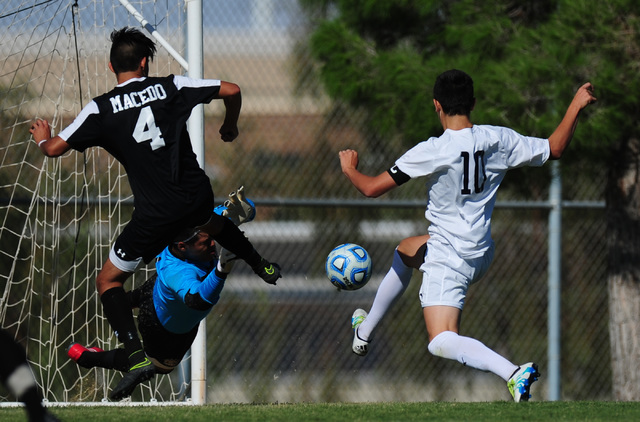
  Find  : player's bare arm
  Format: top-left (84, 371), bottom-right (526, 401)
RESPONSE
top-left (29, 119), bottom-right (71, 157)
top-left (218, 81), bottom-right (241, 142)
top-left (548, 82), bottom-right (597, 160)
top-left (339, 149), bottom-right (397, 198)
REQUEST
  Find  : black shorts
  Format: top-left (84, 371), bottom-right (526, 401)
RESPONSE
top-left (135, 276), bottom-right (198, 371)
top-left (114, 190), bottom-right (214, 264)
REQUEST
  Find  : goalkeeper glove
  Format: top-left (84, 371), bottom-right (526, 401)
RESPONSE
top-left (216, 247), bottom-right (238, 274)
top-left (214, 186), bottom-right (256, 226)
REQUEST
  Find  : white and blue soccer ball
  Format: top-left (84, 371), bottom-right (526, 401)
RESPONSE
top-left (325, 243), bottom-right (372, 291)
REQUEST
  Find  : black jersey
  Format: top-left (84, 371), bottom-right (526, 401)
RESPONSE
top-left (59, 75), bottom-right (222, 220)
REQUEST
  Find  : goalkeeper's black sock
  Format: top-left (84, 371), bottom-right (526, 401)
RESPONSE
top-left (77, 348), bottom-right (129, 372)
top-left (211, 213), bottom-right (262, 267)
top-left (100, 287), bottom-right (146, 367)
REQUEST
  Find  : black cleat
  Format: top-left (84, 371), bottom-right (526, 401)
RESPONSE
top-left (109, 358), bottom-right (155, 401)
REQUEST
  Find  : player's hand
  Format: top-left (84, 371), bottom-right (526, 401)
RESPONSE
top-left (219, 123), bottom-right (239, 142)
top-left (215, 186), bottom-right (256, 226)
top-left (339, 149), bottom-right (359, 173)
top-left (29, 119), bottom-right (52, 145)
top-left (573, 82), bottom-right (597, 110)
top-left (216, 247), bottom-right (238, 274)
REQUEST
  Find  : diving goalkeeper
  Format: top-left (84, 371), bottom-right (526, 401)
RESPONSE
top-left (67, 187), bottom-right (255, 378)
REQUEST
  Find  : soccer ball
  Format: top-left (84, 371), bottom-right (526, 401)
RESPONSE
top-left (325, 243), bottom-right (372, 291)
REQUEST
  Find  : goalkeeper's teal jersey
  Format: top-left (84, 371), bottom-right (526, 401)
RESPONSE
top-left (152, 247), bottom-right (225, 334)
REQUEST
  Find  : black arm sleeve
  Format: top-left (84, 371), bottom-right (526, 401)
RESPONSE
top-left (184, 292), bottom-right (214, 311)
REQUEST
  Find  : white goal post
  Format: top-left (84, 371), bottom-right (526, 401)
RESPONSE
top-left (0, 0), bottom-right (207, 405)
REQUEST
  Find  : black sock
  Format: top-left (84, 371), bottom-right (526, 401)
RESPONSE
top-left (0, 329), bottom-right (28, 381)
top-left (212, 214), bottom-right (262, 267)
top-left (77, 349), bottom-right (129, 372)
top-left (100, 287), bottom-right (145, 367)
top-left (18, 386), bottom-right (47, 422)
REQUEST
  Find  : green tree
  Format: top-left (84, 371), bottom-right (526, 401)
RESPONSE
top-left (301, 0), bottom-right (640, 399)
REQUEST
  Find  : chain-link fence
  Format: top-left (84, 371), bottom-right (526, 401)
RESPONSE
top-left (0, 0), bottom-right (610, 403)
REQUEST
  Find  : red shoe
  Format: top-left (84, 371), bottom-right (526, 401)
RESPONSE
top-left (67, 343), bottom-right (103, 363)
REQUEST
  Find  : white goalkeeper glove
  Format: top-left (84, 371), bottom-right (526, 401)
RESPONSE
top-left (216, 247), bottom-right (238, 274)
top-left (215, 186), bottom-right (256, 226)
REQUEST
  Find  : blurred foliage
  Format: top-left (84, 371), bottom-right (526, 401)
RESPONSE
top-left (300, 0), bottom-right (640, 196)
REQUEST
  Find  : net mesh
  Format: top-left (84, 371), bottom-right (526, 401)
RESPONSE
top-left (1, 0), bottom-right (189, 402)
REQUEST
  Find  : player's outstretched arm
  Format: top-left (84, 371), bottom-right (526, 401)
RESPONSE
top-left (339, 149), bottom-right (397, 198)
top-left (29, 119), bottom-right (71, 157)
top-left (548, 82), bottom-right (597, 160)
top-left (218, 81), bottom-right (241, 142)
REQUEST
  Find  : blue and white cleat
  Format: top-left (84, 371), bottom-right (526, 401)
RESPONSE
top-left (351, 309), bottom-right (369, 356)
top-left (507, 362), bottom-right (540, 402)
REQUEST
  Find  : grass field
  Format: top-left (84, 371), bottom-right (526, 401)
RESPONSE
top-left (2, 401), bottom-right (640, 421)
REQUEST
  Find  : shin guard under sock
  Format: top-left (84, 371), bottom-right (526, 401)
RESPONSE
top-left (100, 287), bottom-right (145, 367)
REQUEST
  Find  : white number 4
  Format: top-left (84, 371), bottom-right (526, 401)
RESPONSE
top-left (133, 106), bottom-right (165, 150)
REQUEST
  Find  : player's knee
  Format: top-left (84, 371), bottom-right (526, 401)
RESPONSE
top-left (149, 356), bottom-right (177, 374)
top-left (397, 237), bottom-right (427, 269)
top-left (427, 330), bottom-right (458, 358)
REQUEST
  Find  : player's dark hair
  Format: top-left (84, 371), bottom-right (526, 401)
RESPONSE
top-left (433, 69), bottom-right (475, 116)
top-left (109, 27), bottom-right (157, 74)
top-left (172, 228), bottom-right (201, 245)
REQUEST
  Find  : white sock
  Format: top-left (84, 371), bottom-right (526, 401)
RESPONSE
top-left (358, 248), bottom-right (413, 341)
top-left (427, 331), bottom-right (518, 381)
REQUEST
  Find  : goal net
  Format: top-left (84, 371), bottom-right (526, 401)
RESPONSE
top-left (1, 0), bottom-right (196, 403)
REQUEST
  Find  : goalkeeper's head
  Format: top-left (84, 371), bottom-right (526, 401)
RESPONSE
top-left (109, 26), bottom-right (157, 76)
top-left (170, 228), bottom-right (218, 264)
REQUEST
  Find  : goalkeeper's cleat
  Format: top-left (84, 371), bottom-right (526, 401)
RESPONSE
top-left (252, 258), bottom-right (281, 285)
top-left (507, 362), bottom-right (540, 402)
top-left (351, 309), bottom-right (369, 356)
top-left (67, 343), bottom-right (103, 366)
top-left (109, 357), bottom-right (155, 401)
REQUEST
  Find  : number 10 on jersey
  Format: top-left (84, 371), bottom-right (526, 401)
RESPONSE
top-left (461, 150), bottom-right (486, 194)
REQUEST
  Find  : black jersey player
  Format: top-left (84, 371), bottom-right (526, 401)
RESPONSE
top-left (30, 27), bottom-right (281, 400)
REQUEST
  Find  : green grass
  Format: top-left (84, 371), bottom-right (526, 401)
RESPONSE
top-left (2, 401), bottom-right (640, 421)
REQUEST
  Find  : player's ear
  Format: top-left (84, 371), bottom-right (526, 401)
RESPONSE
top-left (108, 62), bottom-right (115, 74)
top-left (140, 57), bottom-right (148, 76)
top-left (433, 99), bottom-right (442, 113)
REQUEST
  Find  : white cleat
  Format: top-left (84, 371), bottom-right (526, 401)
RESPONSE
top-left (507, 362), bottom-right (540, 402)
top-left (351, 308), bottom-right (369, 356)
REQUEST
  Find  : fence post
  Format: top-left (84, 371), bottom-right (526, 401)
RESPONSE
top-left (548, 160), bottom-right (562, 400)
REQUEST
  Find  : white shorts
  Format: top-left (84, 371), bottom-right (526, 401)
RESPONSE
top-left (419, 236), bottom-right (494, 309)
top-left (109, 243), bottom-right (143, 273)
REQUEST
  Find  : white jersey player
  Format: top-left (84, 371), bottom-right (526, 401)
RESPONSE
top-left (339, 69), bottom-right (596, 402)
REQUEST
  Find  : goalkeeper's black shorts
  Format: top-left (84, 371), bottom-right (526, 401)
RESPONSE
top-left (134, 275), bottom-right (199, 374)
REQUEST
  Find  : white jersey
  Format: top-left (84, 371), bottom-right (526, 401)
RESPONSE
top-left (390, 125), bottom-right (550, 258)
